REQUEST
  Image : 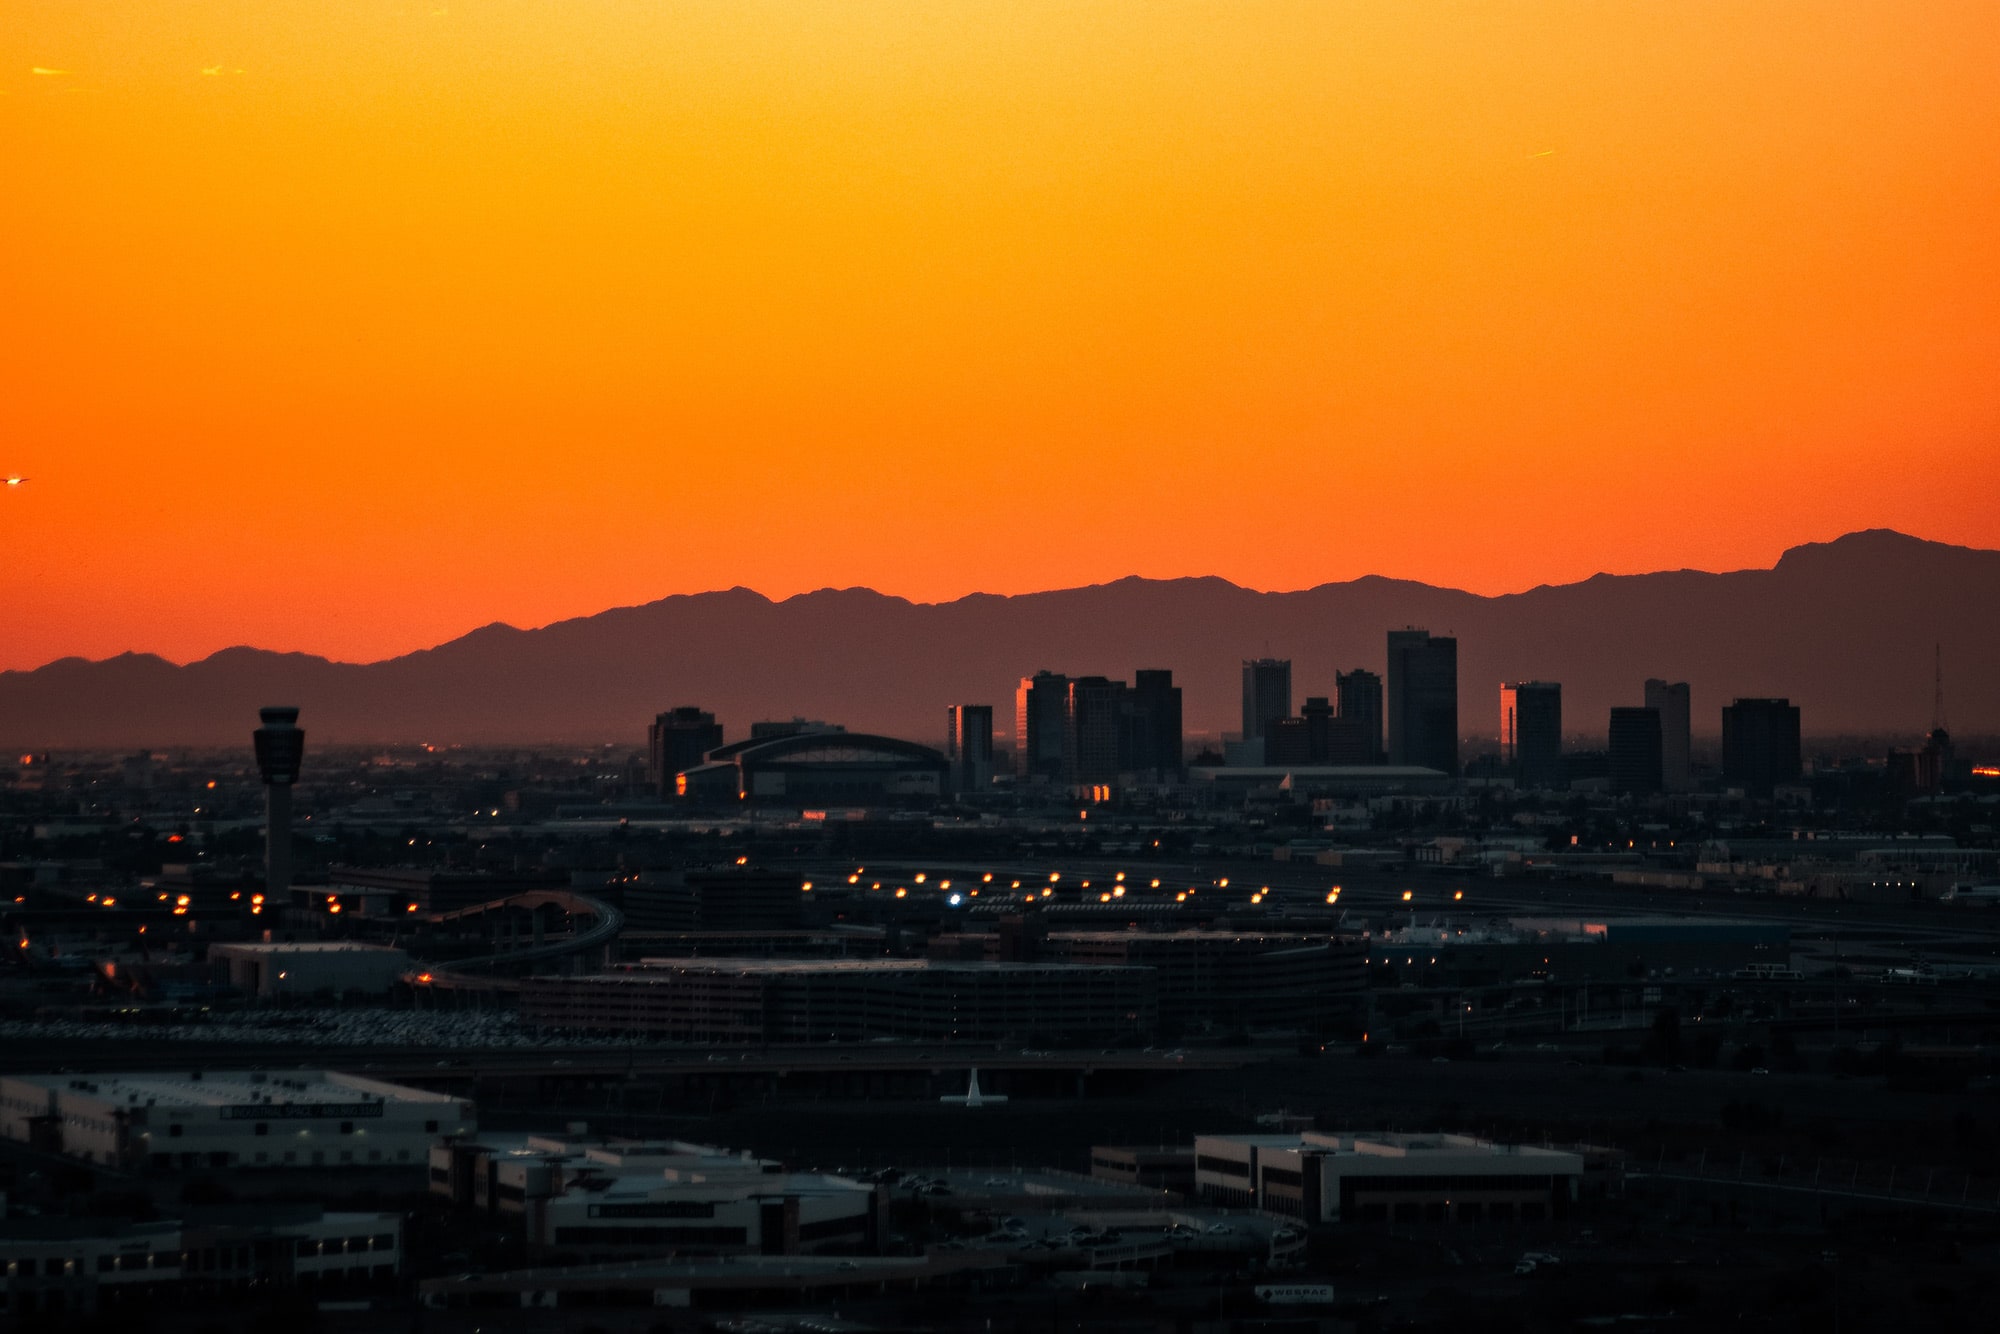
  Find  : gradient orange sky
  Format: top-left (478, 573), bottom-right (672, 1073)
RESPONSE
top-left (6, 2), bottom-right (1998, 670)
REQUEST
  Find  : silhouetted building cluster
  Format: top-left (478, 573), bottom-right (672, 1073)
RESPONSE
top-left (1233, 660), bottom-right (1387, 768)
top-left (627, 638), bottom-right (1837, 810)
top-left (1012, 668), bottom-right (1183, 787)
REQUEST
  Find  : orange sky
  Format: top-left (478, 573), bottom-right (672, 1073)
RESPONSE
top-left (5, 2), bottom-right (1998, 670)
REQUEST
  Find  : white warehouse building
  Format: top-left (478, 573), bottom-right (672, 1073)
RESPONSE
top-left (0, 1070), bottom-right (475, 1172)
top-left (431, 1133), bottom-right (882, 1258)
top-left (1194, 1131), bottom-right (1583, 1223)
top-left (208, 942), bottom-right (413, 999)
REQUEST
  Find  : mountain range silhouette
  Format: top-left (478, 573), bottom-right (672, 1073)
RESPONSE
top-left (3, 529), bottom-right (1993, 749)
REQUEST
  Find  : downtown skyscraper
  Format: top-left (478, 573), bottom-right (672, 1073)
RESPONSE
top-left (1387, 630), bottom-right (1459, 775)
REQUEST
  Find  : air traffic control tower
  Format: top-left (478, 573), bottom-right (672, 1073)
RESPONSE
top-left (253, 707), bottom-right (305, 898)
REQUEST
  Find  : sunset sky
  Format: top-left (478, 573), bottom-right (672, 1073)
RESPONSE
top-left (5, 2), bottom-right (1997, 671)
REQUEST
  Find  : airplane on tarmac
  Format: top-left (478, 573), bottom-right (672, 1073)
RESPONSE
top-left (940, 1068), bottom-right (1006, 1108)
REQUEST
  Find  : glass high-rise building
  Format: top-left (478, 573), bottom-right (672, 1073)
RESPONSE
top-left (1065, 676), bottom-right (1128, 786)
top-left (1644, 679), bottom-right (1692, 791)
top-left (1130, 669), bottom-right (1185, 780)
top-left (946, 704), bottom-right (994, 795)
top-left (1334, 668), bottom-right (1385, 764)
top-left (1014, 671), bottom-right (1069, 782)
top-left (1500, 681), bottom-right (1563, 788)
top-left (650, 706), bottom-right (723, 797)
top-left (1240, 658), bottom-right (1292, 741)
top-left (1387, 630), bottom-right (1458, 775)
top-left (1608, 706), bottom-right (1664, 795)
top-left (1722, 698), bottom-right (1801, 795)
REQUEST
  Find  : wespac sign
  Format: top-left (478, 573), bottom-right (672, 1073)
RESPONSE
top-left (218, 1103), bottom-right (386, 1121)
top-left (1254, 1284), bottom-right (1334, 1306)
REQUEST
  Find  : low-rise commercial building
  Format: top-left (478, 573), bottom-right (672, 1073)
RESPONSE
top-left (0, 1070), bottom-right (473, 1172)
top-left (430, 1133), bottom-right (881, 1259)
top-left (0, 1209), bottom-right (400, 1318)
top-left (1193, 1131), bottom-right (1583, 1224)
top-left (1368, 917), bottom-right (1791, 986)
top-left (1045, 931), bottom-right (1365, 1029)
top-left (208, 942), bottom-right (412, 998)
top-left (1087, 1146), bottom-right (1196, 1195)
top-left (520, 958), bottom-right (1156, 1043)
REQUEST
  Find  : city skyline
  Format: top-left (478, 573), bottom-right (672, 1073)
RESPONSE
top-left (6, 6), bottom-right (1997, 1324)
top-left (3, 528), bottom-right (1997, 747)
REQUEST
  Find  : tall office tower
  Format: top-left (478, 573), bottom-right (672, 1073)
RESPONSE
top-left (252, 707), bottom-right (305, 897)
top-left (1129, 669), bottom-right (1185, 780)
top-left (649, 707), bottom-right (724, 797)
top-left (1300, 696), bottom-right (1336, 763)
top-left (1015, 671), bottom-right (1069, 782)
top-left (1644, 679), bottom-right (1692, 791)
top-left (1387, 630), bottom-right (1459, 775)
top-left (1064, 677), bottom-right (1128, 785)
top-left (1608, 706), bottom-right (1664, 795)
top-left (1240, 658), bottom-right (1293, 741)
top-left (946, 704), bottom-right (994, 795)
top-left (1334, 668), bottom-right (1385, 763)
top-left (1499, 682), bottom-right (1563, 789)
top-left (1722, 698), bottom-right (1802, 795)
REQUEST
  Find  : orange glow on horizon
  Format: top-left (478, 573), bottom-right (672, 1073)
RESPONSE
top-left (4, 2), bottom-right (1997, 670)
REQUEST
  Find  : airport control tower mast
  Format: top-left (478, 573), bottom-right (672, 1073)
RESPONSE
top-left (253, 707), bottom-right (305, 898)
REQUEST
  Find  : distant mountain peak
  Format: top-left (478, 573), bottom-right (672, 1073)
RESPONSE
top-left (1774, 528), bottom-right (1958, 568)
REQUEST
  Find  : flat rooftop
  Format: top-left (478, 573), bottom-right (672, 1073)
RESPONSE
top-left (611, 958), bottom-right (1153, 978)
top-left (8, 1070), bottom-right (458, 1108)
top-left (209, 942), bottom-right (408, 955)
top-left (1051, 930), bottom-right (1339, 944)
top-left (1200, 1130), bottom-right (1582, 1162)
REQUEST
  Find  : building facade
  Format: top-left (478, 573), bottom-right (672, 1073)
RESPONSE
top-left (1387, 631), bottom-right (1459, 775)
top-left (945, 704), bottom-right (994, 795)
top-left (0, 1071), bottom-right (473, 1172)
top-left (1722, 698), bottom-right (1802, 795)
top-left (648, 707), bottom-right (724, 797)
top-left (1128, 669), bottom-right (1185, 780)
top-left (208, 942), bottom-right (412, 999)
top-left (1014, 672), bottom-right (1070, 782)
top-left (1499, 682), bottom-right (1563, 789)
top-left (1608, 706), bottom-right (1664, 795)
top-left (1044, 931), bottom-right (1365, 1030)
top-left (1064, 677), bottom-right (1128, 786)
top-left (1334, 669), bottom-right (1385, 764)
top-left (1193, 1132), bottom-right (1582, 1224)
top-left (0, 1211), bottom-right (402, 1319)
top-left (1240, 659), bottom-right (1293, 742)
top-left (1643, 679), bottom-right (1692, 791)
top-left (520, 959), bottom-right (1158, 1044)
